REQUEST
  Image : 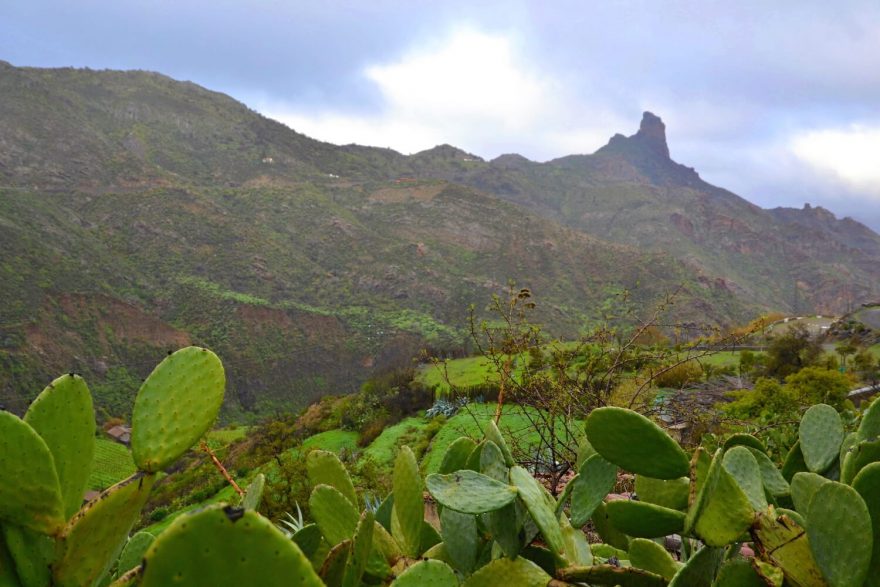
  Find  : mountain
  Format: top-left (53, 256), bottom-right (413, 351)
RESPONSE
top-left (1, 61), bottom-right (878, 419)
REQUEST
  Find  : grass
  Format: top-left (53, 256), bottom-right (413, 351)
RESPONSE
top-left (868, 343), bottom-right (880, 360)
top-left (362, 417), bottom-right (431, 469)
top-left (88, 438), bottom-right (136, 491)
top-left (417, 356), bottom-right (500, 392)
top-left (302, 429), bottom-right (360, 453)
top-left (205, 426), bottom-right (251, 449)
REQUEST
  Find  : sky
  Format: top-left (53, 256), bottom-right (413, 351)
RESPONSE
top-left (2, 0), bottom-right (880, 229)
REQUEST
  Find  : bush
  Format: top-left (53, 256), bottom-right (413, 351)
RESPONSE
top-left (654, 361), bottom-right (703, 388)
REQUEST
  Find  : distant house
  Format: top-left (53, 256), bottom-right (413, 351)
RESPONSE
top-left (83, 490), bottom-right (101, 504)
top-left (107, 425), bottom-right (131, 445)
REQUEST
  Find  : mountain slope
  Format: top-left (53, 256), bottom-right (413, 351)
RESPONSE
top-left (1, 61), bottom-right (876, 418)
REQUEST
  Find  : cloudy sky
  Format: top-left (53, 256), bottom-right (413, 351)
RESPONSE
top-left (3, 0), bottom-right (880, 229)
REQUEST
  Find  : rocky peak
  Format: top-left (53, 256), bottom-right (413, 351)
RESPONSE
top-left (634, 111), bottom-right (670, 159)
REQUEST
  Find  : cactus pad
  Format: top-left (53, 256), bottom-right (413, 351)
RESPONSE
top-left (721, 446), bottom-right (767, 510)
top-left (685, 449), bottom-right (754, 547)
top-left (309, 484), bottom-right (360, 545)
top-left (439, 507), bottom-right (478, 574)
top-left (710, 558), bottom-right (763, 586)
top-left (751, 511), bottom-right (824, 587)
top-left (426, 470), bottom-right (517, 514)
top-left (342, 511), bottom-right (374, 587)
top-left (53, 472), bottom-right (156, 587)
top-left (307, 450), bottom-right (357, 507)
top-left (390, 559), bottom-right (458, 586)
top-left (667, 545), bottom-right (723, 587)
top-left (858, 398), bottom-right (880, 441)
top-left (484, 420), bottom-right (515, 467)
top-left (131, 347), bottom-right (225, 472)
top-left (0, 531), bottom-right (22, 587)
top-left (628, 538), bottom-right (680, 580)
top-left (462, 556), bottom-right (551, 587)
top-left (509, 465), bottom-right (566, 564)
top-left (842, 438), bottom-right (880, 485)
top-left (591, 502), bottom-right (630, 551)
top-left (781, 441), bottom-right (808, 482)
top-left (241, 473), bottom-right (265, 511)
top-left (586, 407), bottom-right (689, 479)
top-left (634, 475), bottom-right (689, 511)
top-left (570, 454), bottom-right (617, 527)
top-left (606, 500), bottom-right (685, 538)
top-left (114, 531), bottom-right (155, 579)
top-left (140, 505), bottom-right (322, 586)
top-left (746, 448), bottom-right (789, 498)
top-left (439, 437), bottom-right (478, 474)
top-left (799, 404), bottom-right (844, 474)
top-left (2, 525), bottom-right (53, 587)
top-left (24, 374), bottom-right (95, 519)
top-left (853, 463), bottom-right (880, 587)
top-left (479, 440), bottom-right (508, 482)
top-left (807, 481), bottom-right (872, 587)
top-left (560, 513), bottom-right (592, 566)
top-left (0, 411), bottom-right (65, 535)
top-left (557, 564), bottom-right (667, 586)
top-left (392, 447), bottom-right (423, 557)
top-left (722, 433), bottom-right (766, 454)
top-left (790, 472), bottom-right (829, 514)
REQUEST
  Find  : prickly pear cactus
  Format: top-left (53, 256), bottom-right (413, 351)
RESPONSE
top-left (131, 346), bottom-right (225, 472)
top-left (24, 374), bottom-right (95, 519)
top-left (799, 404), bottom-right (844, 474)
top-left (586, 407), bottom-right (689, 479)
top-left (139, 505), bottom-right (323, 586)
top-left (426, 470), bottom-right (517, 514)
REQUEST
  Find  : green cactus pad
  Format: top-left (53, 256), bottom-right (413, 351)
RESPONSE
top-left (390, 559), bottom-right (458, 586)
top-left (0, 530), bottom-right (23, 587)
top-left (628, 538), bottom-right (680, 580)
top-left (668, 545), bottom-right (723, 587)
top-left (790, 472), bottom-right (830, 513)
top-left (590, 543), bottom-right (630, 560)
top-left (781, 441), bottom-right (808, 482)
top-left (53, 472), bottom-right (156, 587)
top-left (488, 502), bottom-right (520, 559)
top-left (575, 433), bottom-right (597, 469)
top-left (558, 564), bottom-right (667, 586)
top-left (465, 442), bottom-right (485, 472)
top-left (309, 484), bottom-right (360, 546)
top-left (241, 473), bottom-right (265, 510)
top-left (853, 463), bottom-right (880, 587)
top-left (509, 465), bottom-right (566, 564)
top-left (292, 523), bottom-right (324, 560)
top-left (586, 407), bottom-right (689, 479)
top-left (858, 398), bottom-right (880, 441)
top-left (0, 411), bottom-right (65, 535)
top-left (560, 513), bottom-right (592, 566)
top-left (753, 560), bottom-right (784, 587)
top-left (131, 347), bottom-right (225, 472)
top-left (392, 447), bottom-right (423, 558)
top-left (307, 450), bottom-right (357, 507)
top-left (426, 470), bottom-right (517, 514)
top-left (605, 500), bottom-right (685, 538)
top-left (342, 511), bottom-right (374, 587)
top-left (799, 404), bottom-right (844, 474)
top-left (114, 531), bottom-right (155, 579)
top-left (320, 539), bottom-right (351, 585)
top-left (634, 475), bottom-right (689, 511)
top-left (570, 454), bottom-right (617, 527)
top-left (722, 433), bottom-right (766, 454)
top-left (711, 558), bottom-right (764, 586)
top-left (140, 505), bottom-right (322, 586)
top-left (722, 446), bottom-right (767, 510)
top-left (439, 437), bottom-right (478, 474)
top-left (842, 438), bottom-right (880, 484)
top-left (688, 447), bottom-right (712, 508)
top-left (479, 441), bottom-right (508, 482)
top-left (776, 507), bottom-right (805, 526)
top-left (484, 420), bottom-right (515, 467)
top-left (746, 448), bottom-right (789, 498)
top-left (591, 502), bottom-right (630, 551)
top-left (24, 374), bottom-right (95, 519)
top-left (807, 482), bottom-right (873, 587)
top-left (375, 493), bottom-right (394, 530)
top-left (421, 521), bottom-right (441, 552)
top-left (685, 449), bottom-right (754, 547)
top-left (439, 507), bottom-right (477, 574)
top-left (462, 556), bottom-right (551, 587)
top-left (2, 525), bottom-right (53, 587)
top-left (751, 511), bottom-right (824, 587)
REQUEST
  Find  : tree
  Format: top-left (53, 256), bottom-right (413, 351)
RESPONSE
top-left (784, 366), bottom-right (851, 409)
top-left (764, 323), bottom-right (821, 379)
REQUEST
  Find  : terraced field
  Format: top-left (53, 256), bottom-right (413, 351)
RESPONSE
top-left (88, 438), bottom-right (136, 491)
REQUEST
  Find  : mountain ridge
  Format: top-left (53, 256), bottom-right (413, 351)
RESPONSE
top-left (1, 62), bottom-right (878, 418)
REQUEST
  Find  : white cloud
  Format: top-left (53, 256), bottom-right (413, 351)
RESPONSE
top-left (260, 28), bottom-right (627, 159)
top-left (791, 125), bottom-right (880, 197)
